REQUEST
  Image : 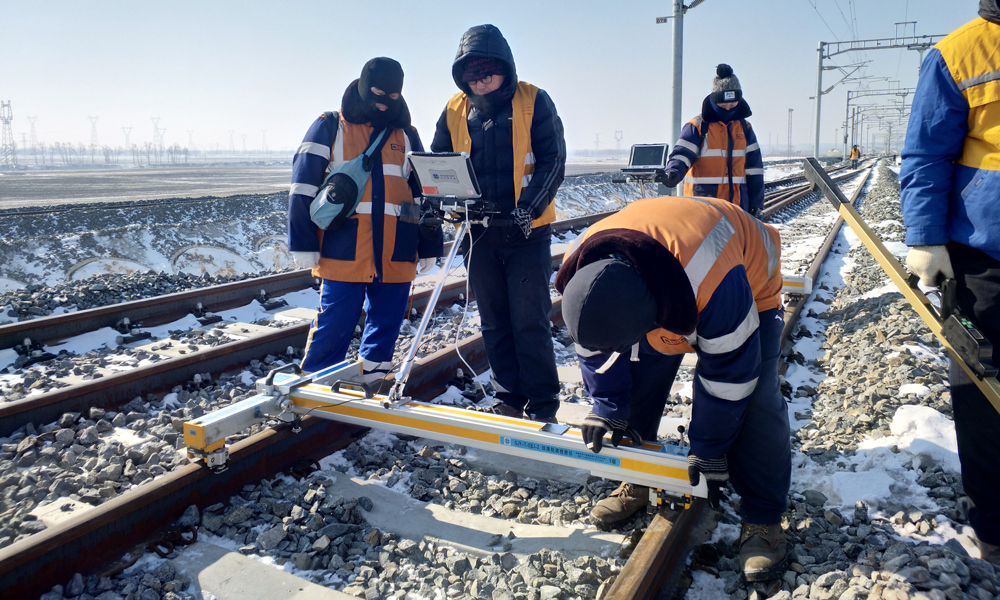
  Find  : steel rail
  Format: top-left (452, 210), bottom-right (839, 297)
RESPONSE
top-left (0, 308), bottom-right (510, 599)
top-left (1, 211), bottom-right (612, 351)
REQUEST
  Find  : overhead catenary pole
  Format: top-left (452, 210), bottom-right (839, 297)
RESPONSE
top-left (813, 42), bottom-right (824, 158)
top-left (657, 0), bottom-right (706, 195)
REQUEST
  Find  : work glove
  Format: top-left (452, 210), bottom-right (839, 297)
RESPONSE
top-left (581, 413), bottom-right (642, 454)
top-left (418, 204), bottom-right (442, 240)
top-left (657, 171), bottom-right (680, 188)
top-left (417, 258), bottom-right (437, 274)
top-left (748, 207), bottom-right (763, 221)
top-left (511, 207), bottom-right (533, 239)
top-left (906, 245), bottom-right (954, 287)
top-left (293, 251), bottom-right (320, 270)
top-left (687, 454), bottom-right (729, 509)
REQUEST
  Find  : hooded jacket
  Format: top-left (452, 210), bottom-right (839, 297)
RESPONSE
top-left (431, 24), bottom-right (567, 245)
top-left (664, 97), bottom-right (765, 213)
top-left (287, 79), bottom-right (442, 283)
top-left (901, 4), bottom-right (1000, 261)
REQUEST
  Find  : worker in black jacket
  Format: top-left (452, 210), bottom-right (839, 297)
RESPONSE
top-left (431, 24), bottom-right (566, 422)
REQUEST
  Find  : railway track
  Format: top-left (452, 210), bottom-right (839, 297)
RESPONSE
top-left (0, 161), bottom-right (872, 600)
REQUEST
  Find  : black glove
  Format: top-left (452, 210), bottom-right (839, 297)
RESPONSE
top-left (748, 207), bottom-right (763, 221)
top-left (511, 207), bottom-right (533, 239)
top-left (657, 171), bottom-right (680, 188)
top-left (418, 203), bottom-right (442, 240)
top-left (687, 454), bottom-right (729, 509)
top-left (581, 413), bottom-right (642, 454)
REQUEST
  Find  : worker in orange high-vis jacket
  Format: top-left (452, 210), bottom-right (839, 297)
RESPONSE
top-left (660, 64), bottom-right (765, 218)
top-left (555, 196), bottom-right (789, 582)
top-left (849, 145), bottom-right (860, 169)
top-left (287, 57), bottom-right (443, 383)
top-left (431, 24), bottom-right (567, 423)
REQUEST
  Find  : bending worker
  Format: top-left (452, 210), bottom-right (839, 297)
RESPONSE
top-left (658, 64), bottom-right (765, 218)
top-left (431, 24), bottom-right (566, 422)
top-left (555, 196), bottom-right (790, 582)
top-left (287, 58), bottom-right (442, 381)
top-left (900, 0), bottom-right (1000, 565)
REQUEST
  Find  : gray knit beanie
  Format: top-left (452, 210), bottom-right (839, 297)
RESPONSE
top-left (711, 64), bottom-right (742, 104)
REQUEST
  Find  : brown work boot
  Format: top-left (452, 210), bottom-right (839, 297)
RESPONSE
top-left (590, 482), bottom-right (649, 524)
top-left (738, 522), bottom-right (788, 582)
top-left (491, 402), bottom-right (524, 419)
top-left (977, 537), bottom-right (1000, 566)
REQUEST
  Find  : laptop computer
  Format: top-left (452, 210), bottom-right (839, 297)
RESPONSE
top-left (621, 143), bottom-right (669, 174)
top-left (407, 152), bottom-right (482, 200)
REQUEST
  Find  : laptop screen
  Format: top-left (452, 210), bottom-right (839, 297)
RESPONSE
top-left (629, 144), bottom-right (668, 168)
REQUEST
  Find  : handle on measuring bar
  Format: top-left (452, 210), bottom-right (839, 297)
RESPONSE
top-left (264, 363), bottom-right (302, 387)
top-left (331, 380), bottom-right (374, 399)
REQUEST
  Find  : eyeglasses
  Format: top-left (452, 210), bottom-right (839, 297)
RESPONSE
top-left (471, 75), bottom-right (493, 86)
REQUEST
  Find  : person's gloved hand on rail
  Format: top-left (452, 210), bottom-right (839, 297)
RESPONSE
top-left (687, 454), bottom-right (729, 508)
top-left (906, 245), bottom-right (954, 287)
top-left (293, 251), bottom-right (320, 270)
top-left (581, 413), bottom-right (642, 453)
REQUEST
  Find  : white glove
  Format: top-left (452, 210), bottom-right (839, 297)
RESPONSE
top-left (418, 258), bottom-right (436, 273)
top-left (906, 245), bottom-right (954, 286)
top-left (293, 251), bottom-right (320, 270)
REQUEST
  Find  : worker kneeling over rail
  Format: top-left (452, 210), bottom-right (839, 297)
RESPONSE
top-left (555, 195), bottom-right (790, 582)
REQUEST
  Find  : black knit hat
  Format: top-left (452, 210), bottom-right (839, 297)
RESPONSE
top-left (562, 259), bottom-right (658, 354)
top-left (710, 64), bottom-right (742, 104)
top-left (461, 56), bottom-right (505, 82)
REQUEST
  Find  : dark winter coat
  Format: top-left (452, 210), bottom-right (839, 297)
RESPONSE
top-left (430, 24), bottom-right (566, 246)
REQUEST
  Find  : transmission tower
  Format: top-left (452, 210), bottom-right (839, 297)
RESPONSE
top-left (787, 109), bottom-right (794, 157)
top-left (261, 130), bottom-right (268, 153)
top-left (151, 117), bottom-right (160, 149)
top-left (122, 126), bottom-right (132, 150)
top-left (187, 130), bottom-right (194, 149)
top-left (594, 134), bottom-right (600, 156)
top-left (228, 130), bottom-right (235, 153)
top-left (27, 116), bottom-right (37, 150)
top-left (1, 101), bottom-right (17, 168)
top-left (241, 134), bottom-right (246, 154)
top-left (89, 116), bottom-right (99, 149)
top-left (614, 130), bottom-right (623, 158)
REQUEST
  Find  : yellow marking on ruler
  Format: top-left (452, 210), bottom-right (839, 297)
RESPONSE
top-left (620, 457), bottom-right (688, 481)
top-left (294, 397), bottom-right (501, 444)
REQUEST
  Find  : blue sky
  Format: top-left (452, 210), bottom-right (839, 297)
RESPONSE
top-left (2, 0), bottom-right (978, 155)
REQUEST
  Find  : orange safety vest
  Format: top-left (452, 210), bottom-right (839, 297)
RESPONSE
top-left (313, 116), bottom-right (419, 284)
top-left (579, 196), bottom-right (782, 354)
top-left (850, 147), bottom-right (860, 160)
top-left (445, 81), bottom-right (556, 228)
top-left (682, 116), bottom-right (750, 205)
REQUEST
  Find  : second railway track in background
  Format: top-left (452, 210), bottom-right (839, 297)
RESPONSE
top-left (0, 161), bottom-right (873, 600)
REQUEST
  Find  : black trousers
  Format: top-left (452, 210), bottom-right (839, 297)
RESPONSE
top-left (468, 234), bottom-right (560, 419)
top-left (948, 242), bottom-right (1000, 545)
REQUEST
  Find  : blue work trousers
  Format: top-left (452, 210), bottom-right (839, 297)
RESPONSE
top-left (300, 278), bottom-right (410, 374)
top-left (629, 308), bottom-right (791, 524)
top-left (468, 234), bottom-right (560, 419)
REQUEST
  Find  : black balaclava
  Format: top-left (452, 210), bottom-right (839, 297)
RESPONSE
top-left (358, 57), bottom-right (404, 129)
top-left (562, 259), bottom-right (658, 355)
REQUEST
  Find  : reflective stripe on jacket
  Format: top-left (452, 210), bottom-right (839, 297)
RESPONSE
top-left (901, 17), bottom-right (1000, 260)
top-left (445, 81), bottom-right (556, 228)
top-left (579, 196), bottom-right (782, 355)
